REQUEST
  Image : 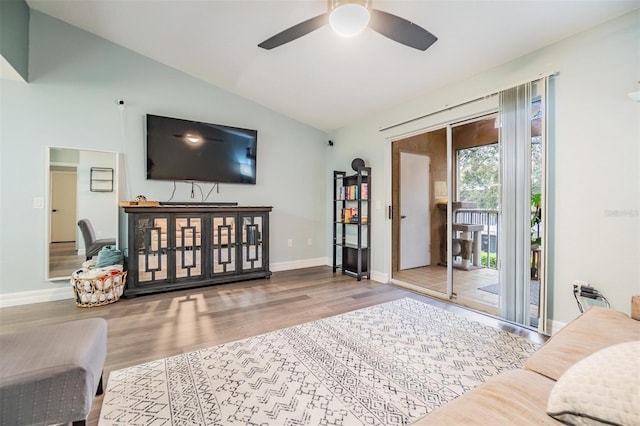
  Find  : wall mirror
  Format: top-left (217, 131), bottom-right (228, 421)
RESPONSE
top-left (46, 147), bottom-right (119, 281)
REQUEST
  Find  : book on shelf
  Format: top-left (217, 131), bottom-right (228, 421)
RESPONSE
top-left (346, 185), bottom-right (359, 200)
top-left (342, 207), bottom-right (360, 223)
top-left (338, 184), bottom-right (367, 201)
top-left (341, 209), bottom-right (368, 224)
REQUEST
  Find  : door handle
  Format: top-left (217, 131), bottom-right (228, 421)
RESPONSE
top-left (401, 215), bottom-right (407, 219)
top-left (52, 209), bottom-right (58, 212)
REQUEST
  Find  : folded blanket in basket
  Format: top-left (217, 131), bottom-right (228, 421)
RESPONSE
top-left (95, 245), bottom-right (124, 268)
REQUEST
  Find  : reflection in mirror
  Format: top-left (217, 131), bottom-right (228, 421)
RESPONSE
top-left (47, 147), bottom-right (118, 280)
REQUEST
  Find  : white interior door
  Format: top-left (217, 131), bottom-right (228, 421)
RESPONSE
top-left (50, 170), bottom-right (77, 242)
top-left (400, 152), bottom-right (430, 270)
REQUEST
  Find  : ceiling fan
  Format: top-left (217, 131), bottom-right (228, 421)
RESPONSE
top-left (258, 0), bottom-right (437, 51)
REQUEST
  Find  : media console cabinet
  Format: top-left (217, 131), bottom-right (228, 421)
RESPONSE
top-left (122, 205), bottom-right (272, 297)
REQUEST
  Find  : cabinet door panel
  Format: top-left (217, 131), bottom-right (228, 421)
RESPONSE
top-left (211, 215), bottom-right (237, 274)
top-left (136, 216), bottom-right (169, 284)
top-left (174, 215), bottom-right (204, 280)
top-left (241, 215), bottom-right (265, 271)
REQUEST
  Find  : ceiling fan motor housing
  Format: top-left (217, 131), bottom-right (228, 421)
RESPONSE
top-left (329, 0), bottom-right (372, 12)
top-left (329, 0), bottom-right (372, 37)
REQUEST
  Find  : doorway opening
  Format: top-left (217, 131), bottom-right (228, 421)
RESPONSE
top-left (391, 116), bottom-right (503, 316)
top-left (391, 127), bottom-right (449, 298)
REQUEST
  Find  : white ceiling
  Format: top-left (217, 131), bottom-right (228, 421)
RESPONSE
top-left (26, 0), bottom-right (639, 132)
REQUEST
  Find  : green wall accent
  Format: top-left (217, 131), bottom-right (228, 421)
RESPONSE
top-left (0, 0), bottom-right (30, 81)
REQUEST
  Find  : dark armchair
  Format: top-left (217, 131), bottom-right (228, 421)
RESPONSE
top-left (77, 219), bottom-right (116, 260)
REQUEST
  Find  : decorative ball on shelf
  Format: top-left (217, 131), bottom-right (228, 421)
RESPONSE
top-left (351, 158), bottom-right (365, 171)
top-left (135, 195), bottom-right (147, 202)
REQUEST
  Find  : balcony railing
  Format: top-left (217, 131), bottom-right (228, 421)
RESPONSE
top-left (454, 209), bottom-right (500, 269)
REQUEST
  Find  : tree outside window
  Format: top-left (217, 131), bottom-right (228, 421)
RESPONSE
top-left (457, 143), bottom-right (499, 209)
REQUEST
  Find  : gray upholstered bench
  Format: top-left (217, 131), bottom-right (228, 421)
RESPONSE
top-left (0, 318), bottom-right (107, 426)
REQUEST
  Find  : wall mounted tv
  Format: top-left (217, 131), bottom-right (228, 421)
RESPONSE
top-left (146, 114), bottom-right (257, 184)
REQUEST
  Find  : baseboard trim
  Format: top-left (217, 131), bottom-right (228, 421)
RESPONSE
top-left (0, 286), bottom-right (73, 308)
top-left (370, 270), bottom-right (388, 284)
top-left (270, 257), bottom-right (329, 272)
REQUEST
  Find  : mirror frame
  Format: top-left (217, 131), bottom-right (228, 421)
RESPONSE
top-left (45, 146), bottom-right (120, 281)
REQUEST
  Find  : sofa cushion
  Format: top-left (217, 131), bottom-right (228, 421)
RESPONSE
top-left (411, 369), bottom-right (561, 425)
top-left (0, 318), bottom-right (107, 425)
top-left (525, 307), bottom-right (640, 381)
top-left (547, 341), bottom-right (640, 426)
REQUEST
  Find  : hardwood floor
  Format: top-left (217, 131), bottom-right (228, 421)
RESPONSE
top-left (49, 241), bottom-right (85, 278)
top-left (393, 264), bottom-right (500, 313)
top-left (0, 266), bottom-right (546, 425)
top-left (393, 264), bottom-right (541, 321)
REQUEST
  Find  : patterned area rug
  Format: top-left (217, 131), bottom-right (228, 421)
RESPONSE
top-left (99, 298), bottom-right (539, 425)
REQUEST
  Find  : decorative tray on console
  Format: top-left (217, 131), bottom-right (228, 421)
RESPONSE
top-left (119, 200), bottom-right (160, 207)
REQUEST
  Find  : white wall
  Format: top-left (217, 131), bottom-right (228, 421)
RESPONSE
top-left (328, 11), bottom-right (640, 325)
top-left (0, 11), bottom-right (328, 300)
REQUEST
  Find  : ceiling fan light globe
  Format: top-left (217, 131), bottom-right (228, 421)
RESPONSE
top-left (329, 4), bottom-right (370, 37)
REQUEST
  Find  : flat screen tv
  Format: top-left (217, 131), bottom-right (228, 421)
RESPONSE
top-left (146, 114), bottom-right (257, 184)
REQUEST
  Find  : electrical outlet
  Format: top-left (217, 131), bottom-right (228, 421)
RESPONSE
top-left (287, 239), bottom-right (293, 247)
top-left (307, 238), bottom-right (312, 246)
top-left (33, 197), bottom-right (44, 209)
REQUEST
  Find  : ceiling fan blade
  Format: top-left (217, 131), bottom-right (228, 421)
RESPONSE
top-left (258, 13), bottom-right (329, 50)
top-left (369, 9), bottom-right (437, 51)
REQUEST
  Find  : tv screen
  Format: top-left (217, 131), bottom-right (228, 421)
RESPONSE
top-left (146, 114), bottom-right (257, 184)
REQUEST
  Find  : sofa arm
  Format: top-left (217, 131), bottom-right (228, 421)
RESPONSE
top-left (632, 295), bottom-right (640, 321)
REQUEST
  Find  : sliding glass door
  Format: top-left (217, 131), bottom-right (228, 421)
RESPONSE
top-left (389, 76), bottom-right (550, 332)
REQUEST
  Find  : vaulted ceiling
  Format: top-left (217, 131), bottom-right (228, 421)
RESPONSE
top-left (26, 0), bottom-right (639, 132)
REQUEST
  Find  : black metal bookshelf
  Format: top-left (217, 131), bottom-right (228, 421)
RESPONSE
top-left (332, 167), bottom-right (371, 281)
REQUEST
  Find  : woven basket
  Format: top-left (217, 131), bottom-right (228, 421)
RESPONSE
top-left (71, 268), bottom-right (127, 308)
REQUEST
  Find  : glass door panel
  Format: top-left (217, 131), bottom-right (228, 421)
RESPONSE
top-left (174, 216), bottom-right (203, 280)
top-left (528, 84), bottom-right (544, 328)
top-left (450, 117), bottom-right (501, 315)
top-left (211, 215), bottom-right (236, 275)
top-left (241, 215), bottom-right (264, 271)
top-left (136, 216), bottom-right (169, 284)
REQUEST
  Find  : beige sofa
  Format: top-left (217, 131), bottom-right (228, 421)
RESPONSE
top-left (413, 297), bottom-right (640, 425)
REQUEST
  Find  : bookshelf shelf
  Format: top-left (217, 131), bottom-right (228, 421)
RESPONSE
top-left (332, 167), bottom-right (371, 281)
